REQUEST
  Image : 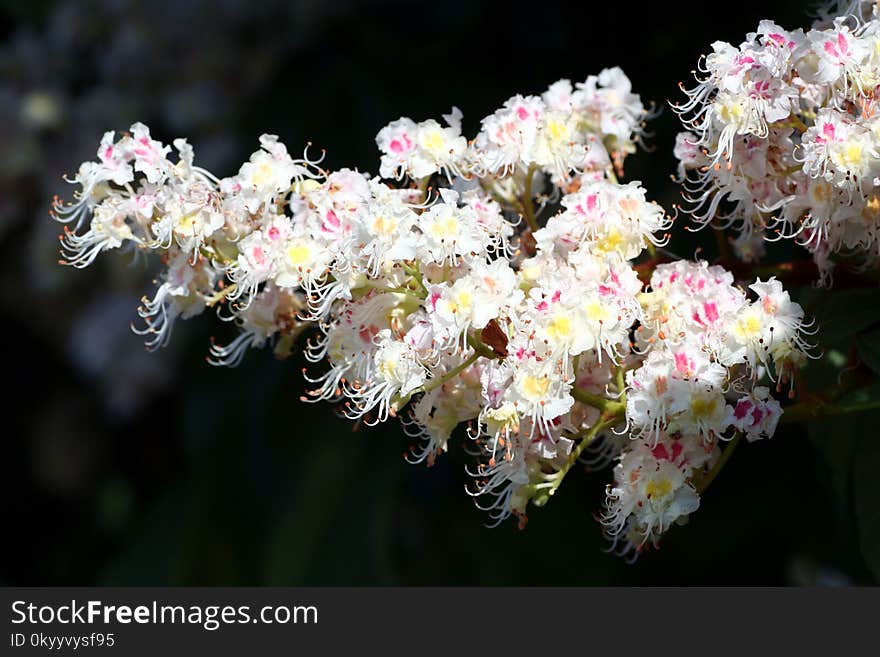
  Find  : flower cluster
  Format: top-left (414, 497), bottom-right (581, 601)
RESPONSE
top-left (673, 2), bottom-right (880, 281)
top-left (53, 68), bottom-right (811, 559)
top-left (604, 261), bottom-right (808, 556)
top-left (377, 67), bottom-right (651, 183)
top-left (2, 0), bottom-right (336, 419)
top-left (53, 124), bottom-right (318, 358)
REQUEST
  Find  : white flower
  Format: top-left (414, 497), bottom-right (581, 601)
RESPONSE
top-left (209, 284), bottom-right (302, 366)
top-left (506, 355), bottom-right (573, 437)
top-left (233, 134), bottom-right (304, 212)
top-left (416, 190), bottom-right (488, 265)
top-left (376, 110), bottom-right (467, 180)
top-left (127, 122), bottom-right (172, 184)
top-left (801, 109), bottom-right (879, 189)
top-left (428, 258), bottom-right (520, 346)
top-left (342, 329), bottom-right (428, 423)
top-left (731, 386), bottom-right (782, 441)
top-left (602, 439), bottom-right (705, 555)
top-left (472, 94), bottom-right (544, 173)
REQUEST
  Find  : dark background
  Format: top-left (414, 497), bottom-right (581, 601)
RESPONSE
top-left (2, 0), bottom-right (876, 585)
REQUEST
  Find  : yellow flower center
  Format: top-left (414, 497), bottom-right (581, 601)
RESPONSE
top-left (454, 288), bottom-right (473, 310)
top-left (732, 310), bottom-right (763, 341)
top-left (584, 299), bottom-right (610, 323)
top-left (836, 140), bottom-right (864, 169)
top-left (644, 477), bottom-right (673, 500)
top-left (378, 357), bottom-right (398, 381)
top-left (689, 394), bottom-right (719, 421)
top-left (546, 118), bottom-right (569, 142)
top-left (718, 100), bottom-right (745, 123)
top-left (547, 313), bottom-right (572, 341)
top-left (250, 162), bottom-right (274, 187)
top-left (595, 228), bottom-right (625, 255)
top-left (429, 215), bottom-right (459, 240)
top-left (371, 215), bottom-right (395, 236)
top-left (420, 129), bottom-right (446, 154)
top-left (175, 212), bottom-right (199, 234)
top-left (287, 242), bottom-right (312, 267)
top-left (520, 374), bottom-right (550, 401)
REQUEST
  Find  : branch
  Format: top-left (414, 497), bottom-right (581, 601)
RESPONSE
top-left (531, 414), bottom-right (621, 506)
top-left (720, 258), bottom-right (879, 289)
top-left (418, 350), bottom-right (481, 394)
top-left (694, 432), bottom-right (741, 495)
top-left (571, 386), bottom-right (626, 415)
top-left (466, 332), bottom-right (500, 360)
top-left (781, 398), bottom-right (880, 424)
top-left (520, 164), bottom-right (539, 232)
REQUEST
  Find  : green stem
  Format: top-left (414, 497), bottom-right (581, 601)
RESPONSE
top-left (204, 283), bottom-right (237, 307)
top-left (537, 415), bottom-right (620, 502)
top-left (401, 263), bottom-right (428, 298)
top-left (781, 398), bottom-right (880, 424)
top-left (778, 164), bottom-right (804, 177)
top-left (771, 114), bottom-right (809, 134)
top-left (571, 386), bottom-right (626, 415)
top-left (419, 351), bottom-right (481, 394)
top-left (199, 245), bottom-right (226, 265)
top-left (363, 280), bottom-right (424, 300)
top-left (695, 432), bottom-right (741, 495)
top-left (466, 332), bottom-right (500, 360)
top-left (790, 114), bottom-right (809, 133)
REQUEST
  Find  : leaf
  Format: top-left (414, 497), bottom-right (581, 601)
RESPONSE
top-left (813, 289), bottom-right (880, 347)
top-left (854, 431), bottom-right (880, 580)
top-left (807, 415), bottom-right (859, 505)
top-left (810, 400), bottom-right (880, 582)
top-left (857, 328), bottom-right (880, 374)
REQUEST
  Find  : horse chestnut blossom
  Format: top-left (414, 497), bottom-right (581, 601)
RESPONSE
top-left (673, 0), bottom-right (880, 282)
top-left (52, 62), bottom-right (817, 561)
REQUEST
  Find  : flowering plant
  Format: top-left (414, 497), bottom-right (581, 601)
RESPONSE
top-left (50, 0), bottom-right (880, 563)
